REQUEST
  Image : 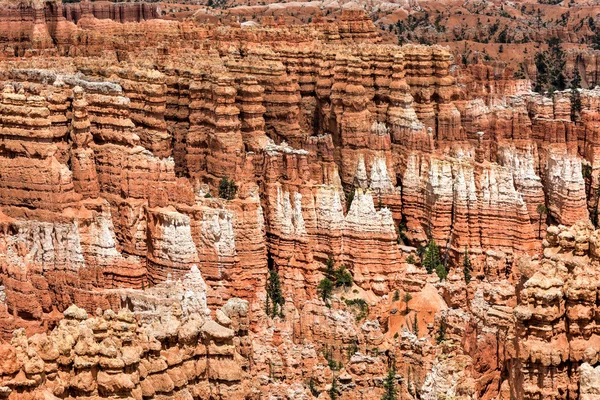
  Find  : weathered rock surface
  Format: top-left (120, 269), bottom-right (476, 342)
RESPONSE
top-left (0, 266), bottom-right (252, 399)
top-left (1, 5), bottom-right (600, 400)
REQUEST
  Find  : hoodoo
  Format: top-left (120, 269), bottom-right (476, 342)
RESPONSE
top-left (1, 0), bottom-right (600, 399)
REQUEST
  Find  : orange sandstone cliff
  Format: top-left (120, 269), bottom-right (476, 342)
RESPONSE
top-left (0, 2), bottom-right (599, 400)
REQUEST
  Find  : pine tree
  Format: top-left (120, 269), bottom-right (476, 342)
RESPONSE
top-left (571, 67), bottom-right (582, 122)
top-left (572, 65), bottom-right (582, 88)
top-left (548, 37), bottom-right (567, 91)
top-left (318, 256), bottom-right (336, 305)
top-left (534, 37), bottom-right (567, 93)
top-left (435, 263), bottom-right (448, 281)
top-left (396, 223), bottom-right (408, 244)
top-left (463, 248), bottom-right (472, 284)
top-left (436, 318), bottom-right (447, 344)
top-left (381, 365), bottom-right (398, 400)
top-left (402, 292), bottom-right (412, 315)
top-left (422, 239), bottom-right (447, 279)
top-left (397, 21), bottom-right (407, 46)
top-left (329, 375), bottom-right (340, 400)
top-left (325, 255), bottom-right (335, 280)
top-left (536, 204), bottom-right (548, 238)
top-left (266, 269), bottom-right (284, 317)
top-left (422, 239), bottom-right (441, 274)
top-left (411, 314), bottom-right (419, 337)
top-left (323, 345), bottom-right (340, 371)
top-left (318, 277), bottom-right (333, 306)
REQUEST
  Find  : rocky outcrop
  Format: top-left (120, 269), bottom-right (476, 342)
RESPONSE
top-left (0, 0), bottom-right (160, 58)
top-left (62, 1), bottom-right (161, 25)
top-left (512, 221), bottom-right (600, 399)
top-left (1, 8), bottom-right (600, 400)
top-left (0, 267), bottom-right (252, 400)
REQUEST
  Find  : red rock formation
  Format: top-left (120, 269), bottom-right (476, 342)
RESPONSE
top-left (62, 0), bottom-right (161, 24)
top-left (0, 83), bottom-right (81, 213)
top-left (0, 268), bottom-right (252, 399)
top-left (512, 221), bottom-right (600, 399)
top-left (0, 10), bottom-right (598, 400)
top-left (70, 85), bottom-right (100, 198)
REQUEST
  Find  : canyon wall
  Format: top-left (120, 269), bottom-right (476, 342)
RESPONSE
top-left (0, 2), bottom-right (599, 399)
top-left (0, 267), bottom-right (255, 400)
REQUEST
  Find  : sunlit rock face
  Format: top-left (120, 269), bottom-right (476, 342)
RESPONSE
top-left (0, 4), bottom-right (599, 399)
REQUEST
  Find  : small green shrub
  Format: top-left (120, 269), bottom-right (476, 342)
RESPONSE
top-left (308, 377), bottom-right (320, 397)
top-left (218, 176), bottom-right (238, 200)
top-left (346, 341), bottom-right (359, 358)
top-left (323, 345), bottom-right (341, 371)
top-left (344, 298), bottom-right (369, 321)
top-left (318, 256), bottom-right (355, 305)
top-left (334, 265), bottom-right (353, 288)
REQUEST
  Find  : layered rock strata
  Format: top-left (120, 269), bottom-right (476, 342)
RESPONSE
top-left (0, 6), bottom-right (599, 400)
top-left (0, 267), bottom-right (253, 400)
